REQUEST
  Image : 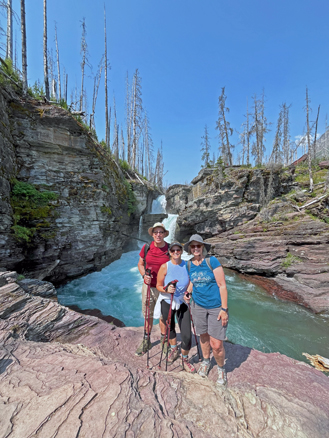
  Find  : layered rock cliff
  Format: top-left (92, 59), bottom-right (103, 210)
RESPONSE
top-left (167, 166), bottom-right (329, 313)
top-left (0, 85), bottom-right (157, 284)
top-left (1, 272), bottom-right (328, 438)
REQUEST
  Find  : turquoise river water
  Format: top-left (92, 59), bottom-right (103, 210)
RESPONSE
top-left (57, 197), bottom-right (329, 364)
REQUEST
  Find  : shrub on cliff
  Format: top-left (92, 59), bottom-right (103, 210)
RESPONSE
top-left (10, 180), bottom-right (58, 244)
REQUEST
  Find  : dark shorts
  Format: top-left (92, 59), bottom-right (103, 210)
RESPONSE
top-left (191, 300), bottom-right (228, 341)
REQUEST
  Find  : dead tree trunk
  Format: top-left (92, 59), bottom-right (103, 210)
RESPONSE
top-left (306, 87), bottom-right (313, 192)
top-left (104, 5), bottom-right (109, 149)
top-left (313, 105), bottom-right (320, 160)
top-left (55, 23), bottom-right (61, 101)
top-left (6, 0), bottom-right (13, 60)
top-left (20, 0), bottom-right (27, 94)
top-left (43, 0), bottom-right (49, 100)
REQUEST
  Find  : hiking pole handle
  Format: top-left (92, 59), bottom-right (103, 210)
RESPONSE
top-left (164, 279), bottom-right (178, 293)
top-left (144, 267), bottom-right (152, 285)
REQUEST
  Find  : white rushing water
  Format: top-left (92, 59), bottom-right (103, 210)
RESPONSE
top-left (57, 195), bottom-right (329, 363)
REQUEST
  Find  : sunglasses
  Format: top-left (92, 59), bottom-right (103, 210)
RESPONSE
top-left (170, 248), bottom-right (182, 253)
top-left (190, 244), bottom-right (202, 249)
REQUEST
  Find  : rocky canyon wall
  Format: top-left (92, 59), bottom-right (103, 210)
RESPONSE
top-left (167, 166), bottom-right (294, 241)
top-left (0, 86), bottom-right (157, 284)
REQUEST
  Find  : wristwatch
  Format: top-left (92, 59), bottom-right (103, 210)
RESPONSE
top-left (221, 307), bottom-right (228, 312)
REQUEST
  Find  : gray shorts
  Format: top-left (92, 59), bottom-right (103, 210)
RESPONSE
top-left (191, 300), bottom-right (228, 341)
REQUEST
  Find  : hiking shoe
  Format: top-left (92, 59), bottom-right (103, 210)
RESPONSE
top-left (198, 360), bottom-right (211, 377)
top-left (135, 338), bottom-right (152, 356)
top-left (161, 339), bottom-right (171, 355)
top-left (182, 357), bottom-right (196, 373)
top-left (167, 347), bottom-right (179, 365)
top-left (216, 367), bottom-right (227, 387)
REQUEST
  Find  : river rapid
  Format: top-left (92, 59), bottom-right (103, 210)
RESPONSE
top-left (57, 196), bottom-right (329, 364)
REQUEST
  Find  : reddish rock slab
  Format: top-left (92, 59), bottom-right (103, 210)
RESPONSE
top-left (208, 216), bottom-right (329, 314)
top-left (1, 275), bottom-right (329, 437)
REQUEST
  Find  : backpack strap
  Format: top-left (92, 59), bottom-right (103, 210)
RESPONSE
top-left (205, 257), bottom-right (213, 272)
top-left (143, 243), bottom-right (150, 267)
top-left (188, 258), bottom-right (213, 272)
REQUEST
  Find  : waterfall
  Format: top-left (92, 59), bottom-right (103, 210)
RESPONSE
top-left (138, 216), bottom-right (143, 241)
top-left (151, 195), bottom-right (167, 214)
top-left (57, 200), bottom-right (329, 363)
top-left (150, 194), bottom-right (178, 244)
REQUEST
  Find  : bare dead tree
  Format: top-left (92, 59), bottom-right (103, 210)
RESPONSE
top-left (90, 56), bottom-right (104, 130)
top-left (201, 124), bottom-right (211, 167)
top-left (216, 87), bottom-right (233, 166)
top-left (131, 68), bottom-right (143, 170)
top-left (244, 98), bottom-right (251, 165)
top-left (126, 72), bottom-right (132, 164)
top-left (104, 4), bottom-right (109, 149)
top-left (112, 95), bottom-right (119, 160)
top-left (270, 107), bottom-right (283, 164)
top-left (144, 112), bottom-right (153, 180)
top-left (20, 0), bottom-right (27, 94)
top-left (54, 22), bottom-right (61, 101)
top-left (282, 103), bottom-right (291, 166)
top-left (43, 0), bottom-right (49, 99)
top-left (251, 91), bottom-right (270, 166)
top-left (120, 128), bottom-right (125, 161)
top-left (305, 87), bottom-right (313, 192)
top-left (14, 28), bottom-right (17, 68)
top-left (6, 0), bottom-right (13, 60)
top-left (313, 105), bottom-right (320, 160)
top-left (238, 99), bottom-right (252, 166)
top-left (48, 49), bottom-right (57, 99)
top-left (65, 72), bottom-right (68, 102)
top-left (80, 18), bottom-right (89, 113)
top-left (108, 106), bottom-right (111, 149)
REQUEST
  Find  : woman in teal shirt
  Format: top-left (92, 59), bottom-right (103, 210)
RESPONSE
top-left (184, 234), bottom-right (229, 387)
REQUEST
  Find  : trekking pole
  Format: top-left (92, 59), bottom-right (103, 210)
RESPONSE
top-left (165, 293), bottom-right (174, 371)
top-left (144, 268), bottom-right (152, 368)
top-left (186, 293), bottom-right (202, 362)
top-left (158, 280), bottom-right (178, 369)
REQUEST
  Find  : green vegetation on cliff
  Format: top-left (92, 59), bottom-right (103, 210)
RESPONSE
top-left (10, 180), bottom-right (58, 243)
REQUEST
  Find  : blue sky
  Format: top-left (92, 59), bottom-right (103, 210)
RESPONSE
top-left (1, 0), bottom-right (329, 185)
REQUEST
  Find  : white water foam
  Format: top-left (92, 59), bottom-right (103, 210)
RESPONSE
top-left (151, 195), bottom-right (167, 214)
top-left (57, 195), bottom-right (329, 362)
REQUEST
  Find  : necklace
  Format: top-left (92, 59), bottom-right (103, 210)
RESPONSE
top-left (193, 258), bottom-right (204, 266)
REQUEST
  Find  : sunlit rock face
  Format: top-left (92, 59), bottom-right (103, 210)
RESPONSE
top-left (1, 272), bottom-right (328, 438)
top-left (167, 167), bottom-right (294, 241)
top-left (168, 166), bottom-right (329, 313)
top-left (0, 87), bottom-right (156, 284)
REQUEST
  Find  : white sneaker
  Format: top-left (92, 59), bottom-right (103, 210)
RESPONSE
top-left (198, 360), bottom-right (211, 377)
top-left (216, 366), bottom-right (227, 387)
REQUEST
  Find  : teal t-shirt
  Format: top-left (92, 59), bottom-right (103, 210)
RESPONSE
top-left (187, 256), bottom-right (222, 308)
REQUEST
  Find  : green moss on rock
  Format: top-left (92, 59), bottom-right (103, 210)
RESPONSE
top-left (10, 179), bottom-right (58, 243)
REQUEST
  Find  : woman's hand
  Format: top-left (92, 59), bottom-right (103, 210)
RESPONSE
top-left (217, 309), bottom-right (228, 326)
top-left (144, 274), bottom-right (152, 285)
top-left (167, 284), bottom-right (176, 294)
top-left (184, 292), bottom-right (191, 304)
